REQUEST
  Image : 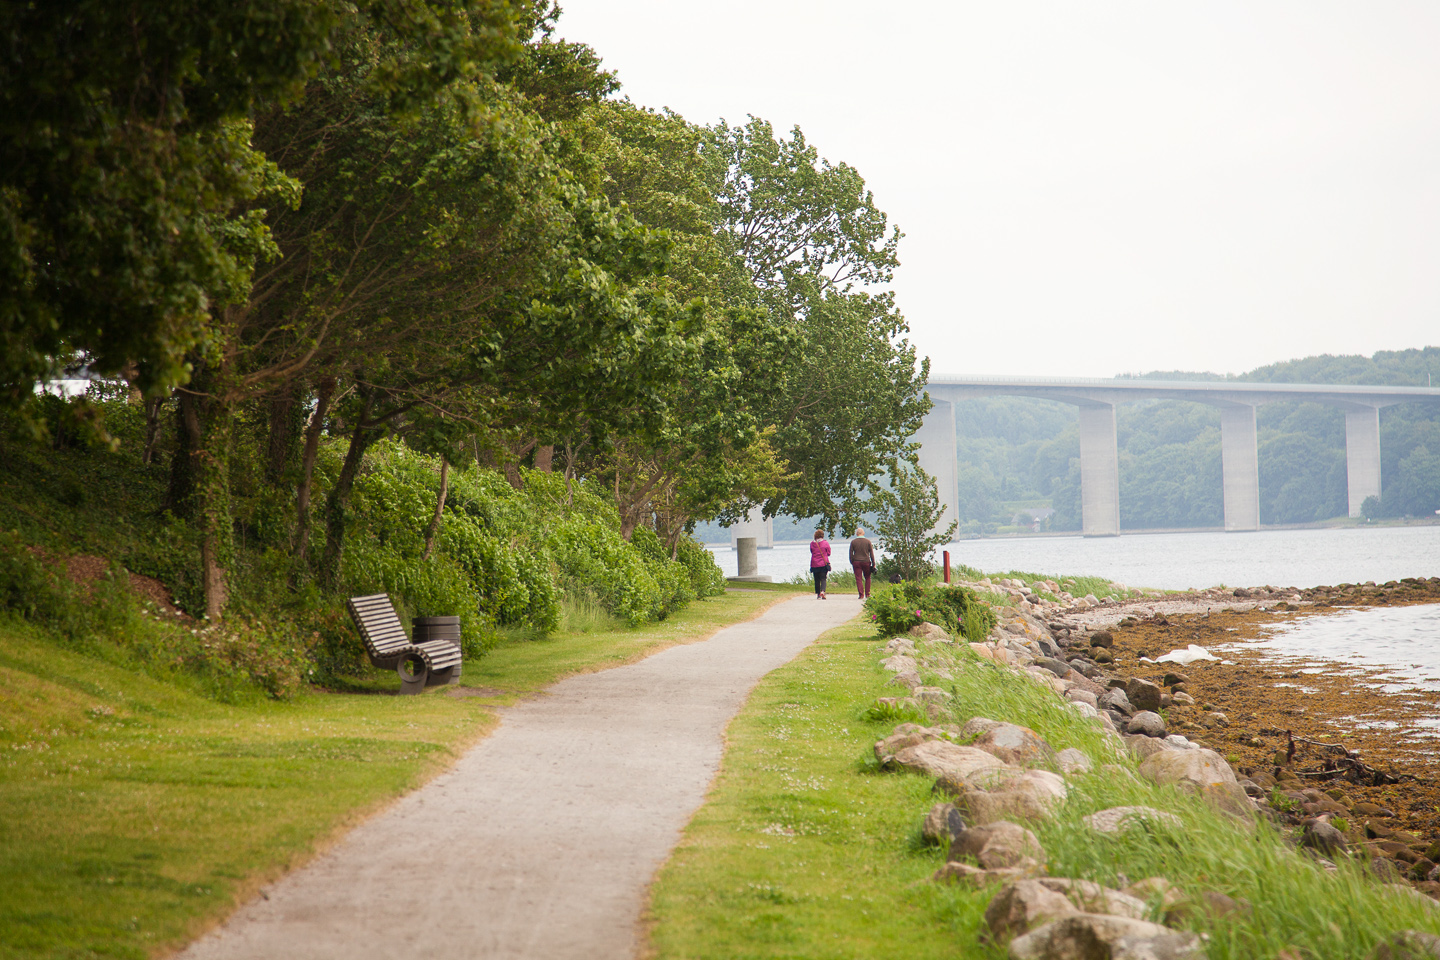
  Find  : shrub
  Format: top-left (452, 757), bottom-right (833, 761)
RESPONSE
top-left (675, 536), bottom-right (727, 598)
top-left (863, 580), bottom-right (995, 641)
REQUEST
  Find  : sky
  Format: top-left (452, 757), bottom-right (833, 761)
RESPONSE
top-left (555, 1), bottom-right (1440, 379)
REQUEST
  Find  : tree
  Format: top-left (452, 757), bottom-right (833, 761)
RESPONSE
top-left (0, 0), bottom-right (529, 411)
top-left (874, 465), bottom-right (956, 583)
top-left (706, 118), bottom-right (930, 530)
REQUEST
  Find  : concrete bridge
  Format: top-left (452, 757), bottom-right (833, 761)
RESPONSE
top-left (917, 376), bottom-right (1440, 537)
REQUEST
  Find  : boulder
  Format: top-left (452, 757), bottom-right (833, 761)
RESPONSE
top-left (910, 622), bottom-right (950, 641)
top-left (972, 722), bottom-right (1058, 768)
top-left (1034, 656), bottom-right (1071, 678)
top-left (1007, 914), bottom-right (1205, 960)
top-left (1302, 820), bottom-right (1348, 857)
top-left (883, 637), bottom-right (916, 654)
top-left (1067, 689), bottom-right (1099, 709)
top-left (1372, 930), bottom-right (1440, 959)
top-left (949, 769), bottom-right (1069, 824)
top-left (1124, 877), bottom-right (1185, 911)
top-left (1162, 671), bottom-right (1190, 687)
top-left (986, 879), bottom-right (1151, 943)
top-left (949, 821), bottom-right (1047, 870)
top-left (873, 723), bottom-right (960, 764)
top-left (1127, 711), bottom-right (1167, 737)
top-left (1090, 631), bottom-right (1114, 648)
top-left (914, 686), bottom-right (950, 703)
top-left (1057, 748), bottom-right (1093, 775)
top-left (1138, 747), bottom-right (1252, 817)
top-left (970, 642), bottom-right (1012, 665)
top-left (933, 859), bottom-right (1044, 887)
top-left (1163, 735), bottom-right (1197, 750)
top-left (1082, 805), bottom-right (1183, 834)
top-left (892, 740), bottom-right (1006, 781)
top-left (889, 670), bottom-right (922, 690)
top-left (1171, 691), bottom-right (1196, 706)
top-left (880, 654), bottom-right (918, 674)
top-left (1125, 678), bottom-right (1164, 712)
top-left (1126, 736), bottom-right (1170, 760)
top-left (1098, 688), bottom-right (1134, 716)
top-left (922, 802), bottom-right (968, 846)
top-left (961, 716), bottom-right (1004, 738)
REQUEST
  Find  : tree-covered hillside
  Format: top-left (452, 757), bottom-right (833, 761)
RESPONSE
top-left (952, 347), bottom-right (1440, 533)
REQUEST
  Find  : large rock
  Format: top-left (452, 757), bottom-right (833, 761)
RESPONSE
top-left (934, 859), bottom-right (1044, 887)
top-left (1034, 657), bottom-right (1072, 678)
top-left (1098, 688), bottom-right (1134, 716)
top-left (1057, 747), bottom-right (1093, 775)
top-left (1127, 711), bottom-right (1167, 737)
top-left (1126, 735), bottom-right (1171, 760)
top-left (972, 722), bottom-right (1058, 768)
top-left (1372, 930), bottom-right (1440, 959)
top-left (1302, 820), bottom-right (1348, 857)
top-left (1067, 689), bottom-right (1099, 709)
top-left (889, 670), bottom-right (922, 690)
top-left (892, 740), bottom-right (1007, 781)
top-left (1007, 914), bottom-right (1205, 960)
top-left (986, 879), bottom-right (1149, 943)
top-left (949, 769), bottom-right (1069, 824)
top-left (1138, 748), bottom-right (1252, 817)
top-left (1082, 806), bottom-right (1183, 834)
top-left (922, 802), bottom-right (967, 846)
top-left (910, 622), bottom-right (950, 641)
top-left (880, 654), bottom-right (918, 674)
top-left (1125, 678), bottom-right (1164, 712)
top-left (949, 821), bottom-right (1047, 870)
top-left (883, 637), bottom-right (916, 654)
top-left (874, 723), bottom-right (960, 764)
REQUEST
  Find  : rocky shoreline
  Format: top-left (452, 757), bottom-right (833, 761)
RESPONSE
top-left (866, 575), bottom-right (1440, 958)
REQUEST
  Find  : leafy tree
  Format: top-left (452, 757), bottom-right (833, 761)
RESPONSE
top-left (874, 465), bottom-right (956, 582)
top-left (0, 0), bottom-right (528, 410)
top-left (706, 118), bottom-right (930, 530)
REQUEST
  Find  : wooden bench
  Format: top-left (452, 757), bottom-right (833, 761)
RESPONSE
top-left (346, 594), bottom-right (463, 694)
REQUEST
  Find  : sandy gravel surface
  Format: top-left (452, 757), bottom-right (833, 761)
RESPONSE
top-left (176, 594), bottom-right (861, 960)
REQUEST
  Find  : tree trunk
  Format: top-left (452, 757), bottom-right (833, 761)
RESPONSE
top-left (292, 376), bottom-right (336, 565)
top-left (165, 393), bottom-right (198, 516)
top-left (177, 365), bottom-right (234, 620)
top-left (141, 395), bottom-right (165, 465)
top-left (264, 382), bottom-right (302, 486)
top-left (533, 444), bottom-right (554, 472)
top-left (422, 457), bottom-right (449, 561)
top-left (319, 390), bottom-right (376, 589)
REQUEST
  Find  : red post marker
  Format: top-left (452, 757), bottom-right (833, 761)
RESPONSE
top-left (943, 550), bottom-right (951, 583)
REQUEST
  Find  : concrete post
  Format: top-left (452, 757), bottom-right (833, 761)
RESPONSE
top-left (729, 505), bottom-right (773, 549)
top-left (914, 397), bottom-right (960, 539)
top-left (1344, 405), bottom-right (1382, 516)
top-left (1219, 403), bottom-right (1260, 531)
top-left (1077, 402), bottom-right (1120, 536)
top-left (735, 537), bottom-right (759, 578)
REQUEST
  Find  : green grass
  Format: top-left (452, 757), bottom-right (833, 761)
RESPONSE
top-left (0, 588), bottom-right (787, 960)
top-left (646, 623), bottom-right (1440, 959)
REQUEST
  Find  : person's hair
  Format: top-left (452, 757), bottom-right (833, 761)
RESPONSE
top-left (813, 530), bottom-right (824, 540)
top-left (855, 527), bottom-right (865, 537)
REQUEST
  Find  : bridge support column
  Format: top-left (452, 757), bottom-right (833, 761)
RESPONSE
top-left (1078, 402), bottom-right (1120, 536)
top-left (915, 398), bottom-right (960, 539)
top-left (1345, 406), bottom-right (1382, 516)
top-left (729, 506), bottom-right (773, 548)
top-left (1219, 404), bottom-right (1260, 531)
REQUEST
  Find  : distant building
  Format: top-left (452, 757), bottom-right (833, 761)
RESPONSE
top-left (1010, 507), bottom-right (1055, 532)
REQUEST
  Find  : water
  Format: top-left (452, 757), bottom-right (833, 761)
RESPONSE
top-left (709, 525), bottom-right (1440, 590)
top-left (1232, 603), bottom-right (1440, 694)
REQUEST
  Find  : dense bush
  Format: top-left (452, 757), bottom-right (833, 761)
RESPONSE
top-left (864, 580), bottom-right (996, 641)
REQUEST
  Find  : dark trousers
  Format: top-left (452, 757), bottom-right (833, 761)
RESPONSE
top-left (854, 562), bottom-right (873, 599)
top-left (811, 566), bottom-right (828, 594)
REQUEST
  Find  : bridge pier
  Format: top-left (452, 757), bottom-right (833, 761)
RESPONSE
top-left (1077, 402), bottom-right (1120, 536)
top-left (1219, 403), bottom-right (1260, 531)
top-left (729, 506), bottom-right (773, 548)
top-left (915, 398), bottom-right (960, 538)
top-left (1344, 405), bottom-right (1382, 516)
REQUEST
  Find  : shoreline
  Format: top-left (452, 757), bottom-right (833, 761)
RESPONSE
top-left (1032, 577), bottom-right (1440, 893)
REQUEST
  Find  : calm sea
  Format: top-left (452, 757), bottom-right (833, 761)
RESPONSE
top-left (709, 525), bottom-right (1440, 591)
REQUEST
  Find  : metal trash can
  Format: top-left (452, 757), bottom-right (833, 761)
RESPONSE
top-left (412, 615), bottom-right (462, 683)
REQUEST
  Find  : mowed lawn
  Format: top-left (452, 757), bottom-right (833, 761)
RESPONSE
top-left (0, 587), bottom-right (794, 960)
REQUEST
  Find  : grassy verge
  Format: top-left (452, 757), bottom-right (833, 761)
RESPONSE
top-left (646, 620), bottom-right (1440, 959)
top-left (0, 587), bottom-right (792, 960)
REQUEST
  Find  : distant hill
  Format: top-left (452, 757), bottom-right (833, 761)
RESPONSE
top-left (950, 347), bottom-right (1440, 533)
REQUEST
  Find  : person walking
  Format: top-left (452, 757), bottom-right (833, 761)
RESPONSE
top-left (849, 527), bottom-right (876, 599)
top-left (809, 529), bottom-right (831, 599)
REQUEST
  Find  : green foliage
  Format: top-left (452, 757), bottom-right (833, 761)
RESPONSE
top-left (873, 465), bottom-right (956, 582)
top-left (863, 581), bottom-right (995, 641)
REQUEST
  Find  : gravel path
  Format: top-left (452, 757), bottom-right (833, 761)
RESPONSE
top-left (177, 594), bottom-right (861, 960)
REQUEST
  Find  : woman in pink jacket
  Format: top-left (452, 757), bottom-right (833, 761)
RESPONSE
top-left (808, 530), bottom-right (832, 599)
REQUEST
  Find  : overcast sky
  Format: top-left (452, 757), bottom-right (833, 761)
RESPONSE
top-left (556, 1), bottom-right (1440, 379)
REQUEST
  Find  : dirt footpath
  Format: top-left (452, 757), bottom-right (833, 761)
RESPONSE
top-left (176, 595), bottom-right (861, 960)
